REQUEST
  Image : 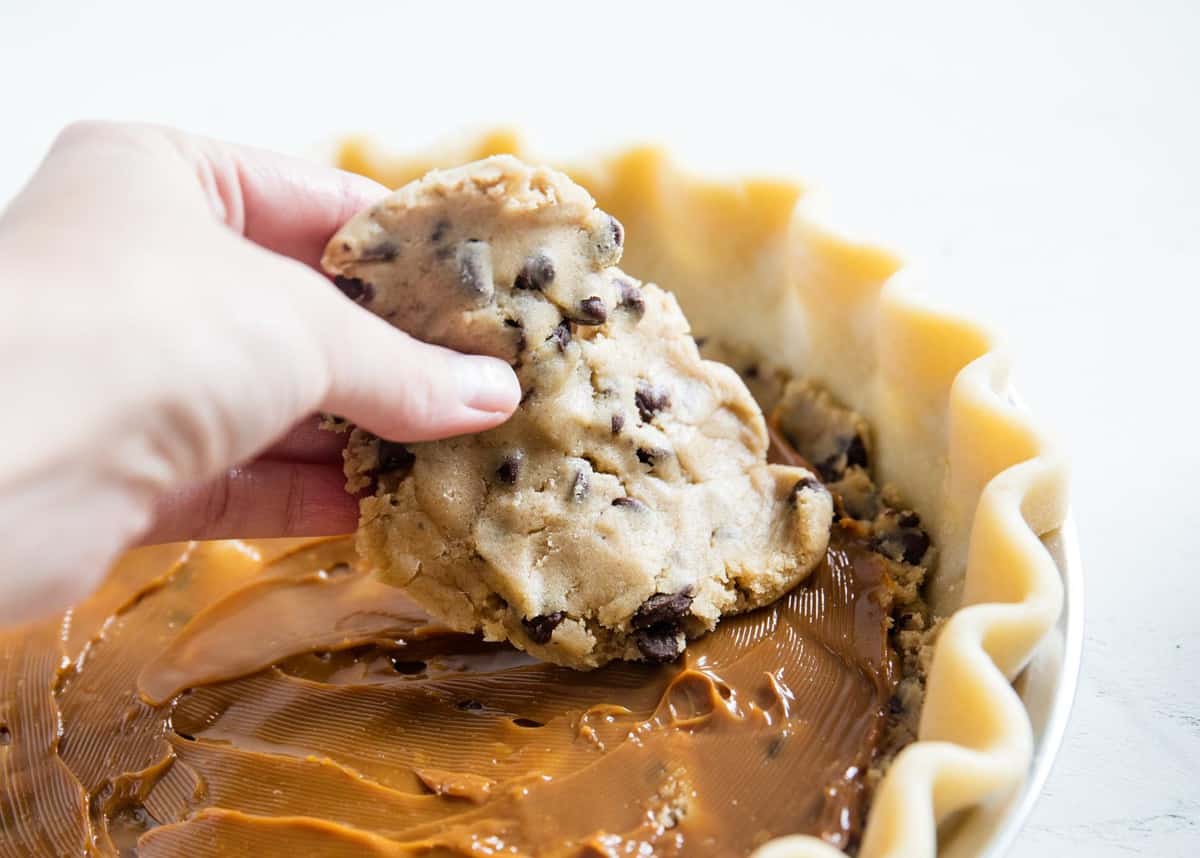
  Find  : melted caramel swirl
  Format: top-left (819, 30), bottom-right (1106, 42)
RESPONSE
top-left (1, 508), bottom-right (903, 858)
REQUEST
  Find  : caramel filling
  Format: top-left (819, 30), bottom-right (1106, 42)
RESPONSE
top-left (0, 525), bottom-right (899, 857)
top-left (0, 425), bottom-right (916, 858)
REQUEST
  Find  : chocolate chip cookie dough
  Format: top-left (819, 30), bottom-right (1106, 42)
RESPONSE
top-left (321, 157), bottom-right (833, 668)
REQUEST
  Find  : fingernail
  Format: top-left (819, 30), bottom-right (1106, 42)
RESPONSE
top-left (453, 355), bottom-right (520, 414)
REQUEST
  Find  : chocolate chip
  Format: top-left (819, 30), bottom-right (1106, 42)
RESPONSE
top-left (788, 476), bottom-right (826, 504)
top-left (575, 296), bottom-right (608, 325)
top-left (514, 252), bottom-right (556, 291)
top-left (611, 412), bottom-right (625, 435)
top-left (503, 318), bottom-right (528, 353)
top-left (522, 611), bottom-right (565, 644)
top-left (616, 278), bottom-right (645, 317)
top-left (512, 717), bottom-right (544, 728)
top-left (496, 452), bottom-right (523, 485)
top-left (872, 527), bottom-right (930, 566)
top-left (898, 510), bottom-right (921, 528)
top-left (744, 364), bottom-right (760, 379)
top-left (376, 441), bottom-right (415, 474)
top-left (570, 469), bottom-right (589, 502)
top-left (816, 458), bottom-right (841, 482)
top-left (632, 590), bottom-right (694, 629)
top-left (635, 383), bottom-right (671, 423)
top-left (431, 220), bottom-right (450, 243)
top-left (456, 240), bottom-right (494, 301)
top-left (548, 319), bottom-right (572, 352)
top-left (900, 529), bottom-right (931, 565)
top-left (636, 447), bottom-right (671, 470)
top-left (693, 336), bottom-right (709, 349)
top-left (457, 699), bottom-right (483, 711)
top-left (610, 216), bottom-right (624, 250)
top-left (634, 628), bottom-right (682, 663)
top-left (0, 725), bottom-right (9, 746)
top-left (360, 241), bottom-right (399, 262)
top-left (845, 434), bottom-right (869, 469)
top-left (818, 433), bottom-right (870, 481)
top-left (333, 275), bottom-right (374, 304)
top-left (611, 497), bottom-right (647, 511)
top-left (591, 214), bottom-right (625, 265)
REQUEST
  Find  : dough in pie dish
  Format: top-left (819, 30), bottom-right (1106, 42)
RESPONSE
top-left (337, 133), bottom-right (1070, 857)
top-left (321, 156), bottom-right (833, 668)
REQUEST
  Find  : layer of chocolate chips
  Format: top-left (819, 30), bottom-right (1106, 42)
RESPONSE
top-left (635, 383), bottom-right (671, 423)
top-left (333, 275), bottom-right (374, 304)
top-left (522, 612), bottom-right (566, 645)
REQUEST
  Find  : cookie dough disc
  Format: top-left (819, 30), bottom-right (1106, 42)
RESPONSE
top-left (323, 156), bottom-right (832, 668)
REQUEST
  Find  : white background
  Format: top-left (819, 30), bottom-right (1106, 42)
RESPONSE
top-left (1, 1), bottom-right (1197, 854)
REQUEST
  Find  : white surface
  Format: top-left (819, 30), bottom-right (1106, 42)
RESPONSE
top-left (2, 1), bottom-right (1198, 854)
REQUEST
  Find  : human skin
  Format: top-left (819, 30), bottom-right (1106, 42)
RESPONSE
top-left (0, 122), bottom-right (520, 626)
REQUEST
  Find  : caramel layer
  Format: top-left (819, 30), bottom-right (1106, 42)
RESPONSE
top-left (1, 532), bottom-right (898, 856)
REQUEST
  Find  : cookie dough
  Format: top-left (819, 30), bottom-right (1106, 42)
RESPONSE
top-left (322, 156), bottom-right (832, 668)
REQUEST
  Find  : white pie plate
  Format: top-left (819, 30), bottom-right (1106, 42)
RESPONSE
top-left (975, 520), bottom-right (1083, 856)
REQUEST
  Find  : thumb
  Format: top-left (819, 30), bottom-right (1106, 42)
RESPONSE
top-left (305, 272), bottom-right (522, 442)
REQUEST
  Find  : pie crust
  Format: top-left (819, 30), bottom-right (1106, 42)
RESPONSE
top-left (336, 133), bottom-right (1070, 858)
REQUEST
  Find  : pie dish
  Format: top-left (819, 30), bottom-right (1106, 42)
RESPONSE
top-left (0, 133), bottom-right (1071, 858)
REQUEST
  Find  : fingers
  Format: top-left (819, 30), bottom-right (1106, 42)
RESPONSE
top-left (143, 460), bottom-right (358, 544)
top-left (176, 131), bottom-right (391, 269)
top-left (262, 415), bottom-right (347, 464)
top-left (180, 131), bottom-right (522, 443)
top-left (309, 287), bottom-right (522, 442)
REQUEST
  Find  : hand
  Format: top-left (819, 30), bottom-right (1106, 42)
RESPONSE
top-left (0, 122), bottom-right (520, 625)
